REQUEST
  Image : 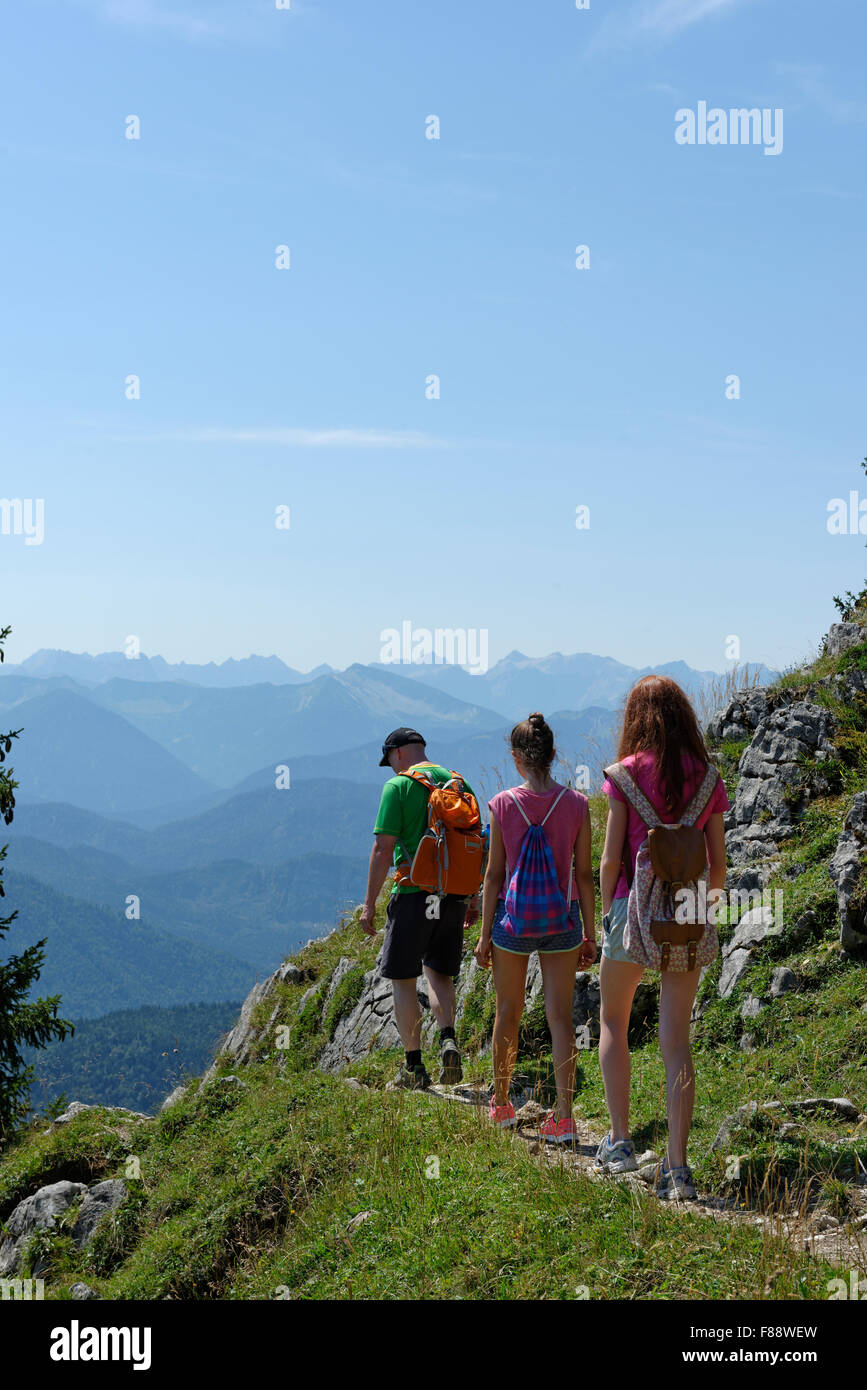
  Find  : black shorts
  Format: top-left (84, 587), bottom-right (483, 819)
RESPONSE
top-left (380, 891), bottom-right (466, 981)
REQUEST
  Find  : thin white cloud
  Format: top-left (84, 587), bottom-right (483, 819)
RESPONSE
top-left (71, 0), bottom-right (305, 44)
top-left (631, 0), bottom-right (752, 37)
top-left (774, 62), bottom-right (867, 124)
top-left (78, 0), bottom-right (227, 40)
top-left (588, 0), bottom-right (757, 53)
top-left (110, 427), bottom-right (447, 449)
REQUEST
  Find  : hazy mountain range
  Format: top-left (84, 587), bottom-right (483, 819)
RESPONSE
top-left (3, 648), bottom-right (334, 688)
top-left (2, 646), bottom-right (776, 723)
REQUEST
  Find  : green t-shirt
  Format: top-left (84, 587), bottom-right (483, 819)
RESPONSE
top-left (373, 762), bottom-right (477, 895)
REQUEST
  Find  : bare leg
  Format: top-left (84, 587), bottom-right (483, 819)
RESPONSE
top-left (423, 965), bottom-right (456, 1031)
top-left (391, 978), bottom-right (422, 1052)
top-left (538, 949), bottom-right (581, 1120)
top-left (598, 957), bottom-right (645, 1142)
top-left (658, 969), bottom-right (702, 1168)
top-left (491, 947), bottom-right (529, 1107)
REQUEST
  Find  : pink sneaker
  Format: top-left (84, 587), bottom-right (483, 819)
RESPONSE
top-left (489, 1097), bottom-right (517, 1129)
top-left (540, 1113), bottom-right (579, 1145)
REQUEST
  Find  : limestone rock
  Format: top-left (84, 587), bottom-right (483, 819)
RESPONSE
top-left (204, 958), bottom-right (306, 1080)
top-left (514, 1100), bottom-right (548, 1125)
top-left (50, 1100), bottom-right (149, 1126)
top-left (0, 1181), bottom-right (87, 1276)
top-left (52, 1101), bottom-right (92, 1126)
top-left (710, 1096), bottom-right (861, 1152)
top-left (718, 947), bottom-right (753, 999)
top-left (70, 1283), bottom-right (100, 1300)
top-left (784, 1097), bottom-right (860, 1120)
top-left (319, 958), bottom-right (402, 1070)
top-left (572, 972), bottom-right (601, 1036)
top-left (810, 1211), bottom-right (839, 1232)
top-left (741, 994), bottom-right (764, 1020)
top-left (769, 967), bottom-right (799, 998)
top-left (706, 689), bottom-right (772, 744)
top-left (324, 957), bottom-right (355, 1006)
top-left (201, 1074), bottom-right (248, 1095)
top-left (824, 623), bottom-right (867, 658)
top-left (789, 911), bottom-right (817, 948)
top-left (829, 792), bottom-right (867, 953)
top-left (160, 1084), bottom-right (189, 1112)
top-left (71, 1181), bottom-right (129, 1247)
top-left (725, 701), bottom-right (837, 866)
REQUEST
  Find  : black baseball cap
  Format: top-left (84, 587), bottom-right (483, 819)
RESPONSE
top-left (379, 727), bottom-right (426, 766)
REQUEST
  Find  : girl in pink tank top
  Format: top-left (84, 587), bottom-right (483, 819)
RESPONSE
top-left (475, 713), bottom-right (597, 1144)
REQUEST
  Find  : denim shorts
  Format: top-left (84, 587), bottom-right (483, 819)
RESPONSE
top-left (492, 899), bottom-right (583, 955)
top-left (601, 896), bottom-right (642, 965)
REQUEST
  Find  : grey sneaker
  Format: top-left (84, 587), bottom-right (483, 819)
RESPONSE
top-left (393, 1063), bottom-right (431, 1091)
top-left (593, 1134), bottom-right (639, 1173)
top-left (439, 1038), bottom-right (463, 1085)
top-left (656, 1164), bottom-right (697, 1201)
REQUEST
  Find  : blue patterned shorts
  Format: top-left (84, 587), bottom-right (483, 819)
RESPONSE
top-left (492, 899), bottom-right (583, 955)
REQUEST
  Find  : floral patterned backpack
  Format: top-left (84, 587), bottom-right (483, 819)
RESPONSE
top-left (603, 760), bottom-right (720, 972)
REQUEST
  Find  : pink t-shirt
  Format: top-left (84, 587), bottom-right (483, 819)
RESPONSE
top-left (489, 784), bottom-right (588, 902)
top-left (602, 750), bottom-right (729, 899)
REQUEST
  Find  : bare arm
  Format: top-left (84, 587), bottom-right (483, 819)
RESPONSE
top-left (573, 813), bottom-right (595, 937)
top-left (475, 814), bottom-right (506, 969)
top-left (704, 813), bottom-right (726, 892)
top-left (361, 833), bottom-right (396, 936)
top-left (599, 798), bottom-right (628, 917)
top-left (573, 811), bottom-right (597, 966)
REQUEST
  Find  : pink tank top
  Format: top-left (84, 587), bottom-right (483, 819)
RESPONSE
top-left (489, 784), bottom-right (587, 901)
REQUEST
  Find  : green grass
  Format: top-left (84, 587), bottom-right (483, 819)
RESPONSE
top-left (1, 1070), bottom-right (834, 1301)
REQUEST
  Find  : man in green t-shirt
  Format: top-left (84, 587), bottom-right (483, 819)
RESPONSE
top-left (361, 727), bottom-right (479, 1089)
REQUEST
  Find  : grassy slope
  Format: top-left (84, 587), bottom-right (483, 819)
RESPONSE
top-left (2, 640), bottom-right (866, 1299)
top-left (0, 1069), bottom-right (828, 1301)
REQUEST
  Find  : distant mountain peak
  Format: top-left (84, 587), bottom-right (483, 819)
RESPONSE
top-left (2, 649), bottom-right (328, 689)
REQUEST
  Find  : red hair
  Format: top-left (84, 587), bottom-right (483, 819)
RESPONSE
top-left (616, 675), bottom-right (709, 815)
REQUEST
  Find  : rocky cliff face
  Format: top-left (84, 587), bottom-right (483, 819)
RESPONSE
top-left (201, 622), bottom-right (867, 1087)
top-left (711, 622), bottom-right (867, 947)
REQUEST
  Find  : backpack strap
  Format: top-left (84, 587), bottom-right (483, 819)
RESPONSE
top-left (507, 789), bottom-right (532, 826)
top-left (603, 762), bottom-right (664, 829)
top-left (604, 762), bottom-right (657, 893)
top-left (540, 788), bottom-right (568, 826)
top-left (507, 788), bottom-right (573, 907)
top-left (394, 767), bottom-right (438, 876)
top-left (681, 762), bottom-right (719, 827)
top-left (398, 767), bottom-right (437, 792)
top-left (507, 787), bottom-right (567, 827)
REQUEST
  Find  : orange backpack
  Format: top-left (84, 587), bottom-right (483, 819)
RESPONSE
top-left (394, 767), bottom-right (485, 897)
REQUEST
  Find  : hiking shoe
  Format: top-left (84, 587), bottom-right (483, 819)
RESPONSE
top-left (540, 1113), bottom-right (579, 1146)
top-left (593, 1135), bottom-right (638, 1173)
top-left (393, 1063), bottom-right (431, 1091)
top-left (656, 1164), bottom-right (697, 1202)
top-left (439, 1038), bottom-right (463, 1085)
top-left (489, 1097), bottom-right (518, 1129)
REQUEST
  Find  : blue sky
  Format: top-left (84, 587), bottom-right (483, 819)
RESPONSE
top-left (1, 0), bottom-right (865, 679)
